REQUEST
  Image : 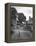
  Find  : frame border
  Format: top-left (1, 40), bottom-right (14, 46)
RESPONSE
top-left (5, 3), bottom-right (35, 43)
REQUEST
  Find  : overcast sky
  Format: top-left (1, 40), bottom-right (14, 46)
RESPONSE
top-left (11, 6), bottom-right (33, 21)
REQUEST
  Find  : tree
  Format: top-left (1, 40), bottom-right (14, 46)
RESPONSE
top-left (18, 13), bottom-right (26, 23)
top-left (11, 7), bottom-right (17, 19)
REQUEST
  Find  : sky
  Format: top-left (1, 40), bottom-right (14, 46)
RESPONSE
top-left (11, 6), bottom-right (33, 20)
